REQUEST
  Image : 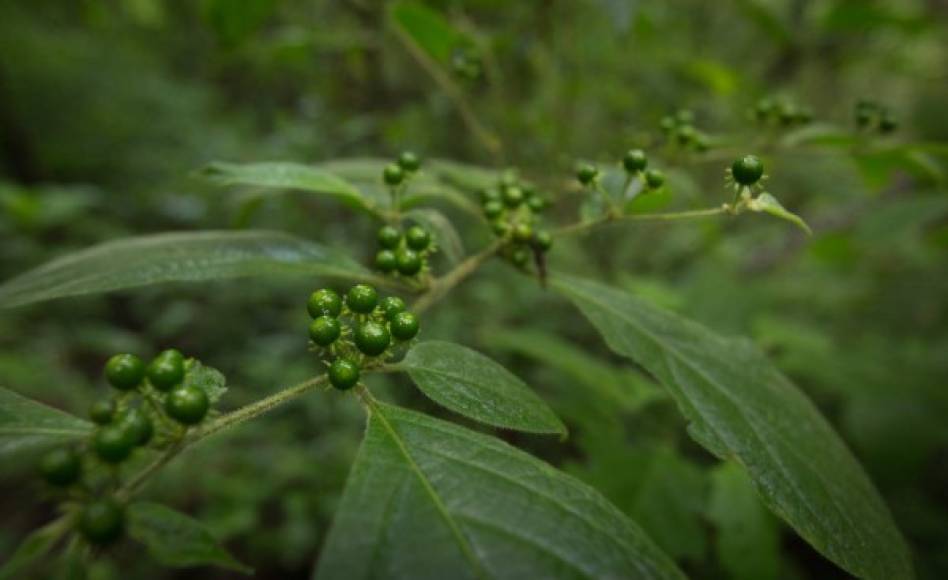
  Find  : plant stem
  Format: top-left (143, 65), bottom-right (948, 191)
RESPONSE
top-left (554, 206), bottom-right (728, 237)
top-left (412, 240), bottom-right (502, 314)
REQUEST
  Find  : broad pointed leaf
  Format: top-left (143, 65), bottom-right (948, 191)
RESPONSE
top-left (0, 519), bottom-right (70, 580)
top-left (0, 387), bottom-right (92, 458)
top-left (399, 341), bottom-right (566, 436)
top-left (552, 274), bottom-right (913, 580)
top-left (315, 402), bottom-right (683, 580)
top-left (128, 502), bottom-right (252, 574)
top-left (0, 230), bottom-right (376, 308)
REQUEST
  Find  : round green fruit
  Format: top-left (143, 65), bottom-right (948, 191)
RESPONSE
top-left (395, 248), bottom-right (422, 276)
top-left (731, 155), bottom-right (764, 186)
top-left (375, 249), bottom-right (397, 273)
top-left (165, 386), bottom-right (209, 426)
top-left (377, 225), bottom-right (402, 249)
top-left (483, 200), bottom-right (504, 219)
top-left (512, 223), bottom-right (533, 243)
top-left (39, 448), bottom-right (81, 486)
top-left (146, 349), bottom-right (185, 392)
top-left (94, 425), bottom-right (135, 464)
top-left (308, 288), bottom-right (342, 318)
top-left (623, 149), bottom-right (647, 173)
top-left (117, 408), bottom-right (153, 446)
top-left (329, 359), bottom-right (360, 390)
top-left (398, 151), bottom-right (421, 172)
top-left (355, 321), bottom-right (391, 356)
top-left (383, 163), bottom-right (404, 186)
top-left (576, 164), bottom-right (598, 186)
top-left (346, 284), bottom-right (379, 313)
top-left (79, 499), bottom-right (125, 546)
top-left (502, 185), bottom-right (524, 208)
top-left (380, 296), bottom-right (406, 320)
top-left (390, 312), bottom-right (420, 341)
top-left (533, 230), bottom-right (553, 252)
top-left (644, 169), bottom-right (666, 189)
top-left (104, 354), bottom-right (145, 391)
top-left (89, 399), bottom-right (116, 425)
top-left (405, 226), bottom-right (431, 250)
top-left (309, 316), bottom-right (341, 346)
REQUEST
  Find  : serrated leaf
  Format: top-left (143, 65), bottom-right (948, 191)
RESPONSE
top-left (708, 462), bottom-right (780, 580)
top-left (0, 387), bottom-right (92, 458)
top-left (552, 274), bottom-right (913, 580)
top-left (315, 402), bottom-right (684, 580)
top-left (0, 519), bottom-right (70, 580)
top-left (200, 161), bottom-right (374, 213)
top-left (0, 230), bottom-right (376, 308)
top-left (182, 360), bottom-right (227, 404)
top-left (404, 208), bottom-right (465, 264)
top-left (399, 341), bottom-right (566, 436)
top-left (748, 193), bottom-right (812, 234)
top-left (128, 502), bottom-right (252, 574)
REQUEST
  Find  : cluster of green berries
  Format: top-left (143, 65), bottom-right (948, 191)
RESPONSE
top-left (37, 350), bottom-right (214, 547)
top-left (752, 98), bottom-right (814, 127)
top-left (479, 173), bottom-right (553, 269)
top-left (451, 46), bottom-right (483, 81)
top-left (660, 109), bottom-right (710, 153)
top-left (855, 100), bottom-right (897, 134)
top-left (577, 149), bottom-right (665, 192)
top-left (307, 284), bottom-right (420, 390)
top-left (382, 151), bottom-right (422, 188)
top-left (728, 154), bottom-right (765, 188)
top-left (375, 223), bottom-right (435, 278)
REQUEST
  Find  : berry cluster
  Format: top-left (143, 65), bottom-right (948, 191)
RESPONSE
top-left (382, 151), bottom-right (421, 188)
top-left (478, 173), bottom-right (553, 269)
top-left (375, 223), bottom-right (435, 278)
top-left (660, 109), bottom-right (710, 153)
top-left (307, 284), bottom-right (420, 390)
top-left (577, 150), bottom-right (666, 193)
top-left (37, 350), bottom-right (215, 547)
top-left (752, 98), bottom-right (814, 127)
top-left (855, 100), bottom-right (897, 134)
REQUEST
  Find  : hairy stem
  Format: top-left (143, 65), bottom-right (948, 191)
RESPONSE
top-left (555, 206), bottom-right (728, 237)
top-left (412, 240), bottom-right (502, 314)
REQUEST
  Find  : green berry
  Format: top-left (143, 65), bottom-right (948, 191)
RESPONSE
top-left (533, 230), bottom-right (553, 252)
top-left (79, 499), bottom-right (124, 546)
top-left (398, 151), bottom-right (421, 172)
top-left (165, 386), bottom-right (209, 426)
top-left (502, 185), bottom-right (524, 208)
top-left (693, 134), bottom-right (710, 152)
top-left (308, 289), bottom-right (342, 318)
top-left (644, 169), bottom-right (666, 189)
top-left (383, 163), bottom-right (404, 186)
top-left (731, 155), bottom-right (764, 186)
top-left (390, 312), bottom-right (420, 341)
top-left (94, 425), bottom-right (136, 464)
top-left (375, 249), bottom-right (397, 273)
top-left (777, 104), bottom-right (797, 126)
top-left (511, 247), bottom-right (530, 267)
top-left (660, 116), bottom-right (676, 132)
top-left (377, 226), bottom-right (402, 249)
top-left (879, 115), bottom-right (897, 133)
top-left (309, 316), bottom-right (341, 346)
top-left (513, 223), bottom-right (533, 243)
top-left (676, 109), bottom-right (695, 124)
top-left (676, 125), bottom-right (697, 145)
top-left (118, 408), bottom-right (153, 446)
top-left (354, 321), bottom-right (391, 356)
top-left (526, 195), bottom-right (547, 212)
top-left (491, 220), bottom-right (510, 237)
top-left (146, 349), bottom-right (185, 392)
top-left (380, 296), bottom-right (406, 320)
top-left (483, 200), bottom-right (504, 219)
top-left (405, 226), bottom-right (431, 250)
top-left (480, 188), bottom-right (501, 203)
top-left (623, 149), bottom-right (648, 173)
top-left (395, 248), bottom-right (422, 276)
top-left (104, 354), bottom-right (145, 391)
top-left (329, 358), bottom-right (360, 390)
top-left (576, 164), bottom-right (598, 186)
top-left (89, 399), bottom-right (116, 425)
top-left (755, 98), bottom-right (774, 120)
top-left (39, 448), bottom-right (81, 486)
top-left (347, 284), bottom-right (379, 313)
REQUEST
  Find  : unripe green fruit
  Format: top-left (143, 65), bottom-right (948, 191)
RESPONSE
top-left (395, 248), bottom-right (422, 276)
top-left (502, 186), bottom-right (524, 208)
top-left (526, 195), bottom-right (547, 212)
top-left (491, 220), bottom-right (510, 237)
top-left (89, 399), bottom-right (116, 425)
top-left (405, 226), bottom-right (431, 250)
top-left (645, 169), bottom-right (666, 189)
top-left (390, 312), bottom-right (420, 341)
top-left (480, 188), bottom-right (501, 204)
top-left (731, 155), bottom-right (764, 186)
top-left (79, 499), bottom-right (124, 546)
top-left (676, 109), bottom-right (695, 124)
top-left (165, 386), bottom-right (209, 425)
top-left (513, 223), bottom-right (533, 243)
top-left (660, 116), bottom-right (676, 132)
top-left (375, 249), bottom-right (397, 273)
top-left (533, 230), bottom-right (553, 252)
top-left (347, 284), bottom-right (379, 313)
top-left (94, 425), bottom-right (136, 464)
top-left (879, 115), bottom-right (897, 133)
top-left (308, 289), bottom-right (342, 318)
top-left (117, 408), bottom-right (153, 446)
top-left (576, 164), bottom-right (598, 186)
top-left (483, 200), bottom-right (504, 219)
top-left (623, 149), bottom-right (648, 173)
top-left (383, 163), bottom-right (404, 186)
top-left (511, 247), bottom-right (530, 267)
top-left (39, 448), bottom-right (81, 486)
top-left (676, 125), bottom-right (697, 145)
top-left (104, 354), bottom-right (145, 391)
top-left (398, 151), bottom-right (421, 172)
top-left (309, 316), bottom-right (341, 346)
top-left (377, 226), bottom-right (402, 249)
top-left (354, 321), bottom-right (391, 356)
top-left (380, 296), bottom-right (406, 320)
top-left (329, 358), bottom-right (360, 390)
top-left (146, 349), bottom-right (185, 392)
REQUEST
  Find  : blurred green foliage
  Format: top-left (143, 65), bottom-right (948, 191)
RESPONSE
top-left (1, 0), bottom-right (946, 578)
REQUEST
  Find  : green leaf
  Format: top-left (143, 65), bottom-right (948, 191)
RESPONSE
top-left (404, 208), bottom-right (465, 264)
top-left (0, 519), bottom-right (70, 580)
top-left (183, 360), bottom-right (227, 404)
top-left (708, 462), bottom-right (780, 580)
top-left (128, 502), bottom-right (252, 574)
top-left (747, 193), bottom-right (812, 235)
top-left (390, 2), bottom-right (466, 65)
top-left (0, 387), bottom-right (92, 459)
top-left (0, 230), bottom-right (376, 308)
top-left (315, 402), bottom-right (684, 580)
top-left (552, 274), bottom-right (913, 580)
top-left (399, 341), bottom-right (566, 436)
top-left (200, 161), bottom-right (374, 213)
